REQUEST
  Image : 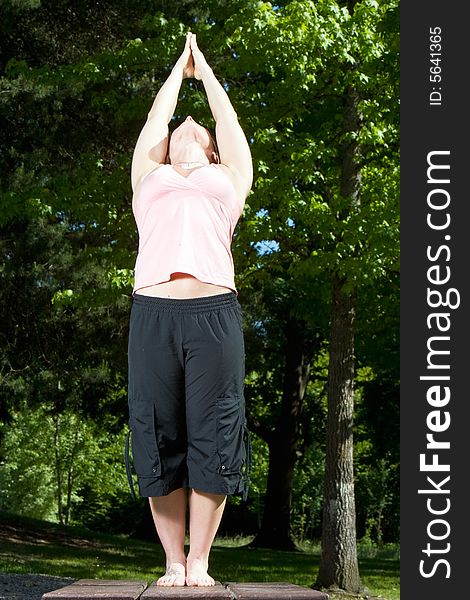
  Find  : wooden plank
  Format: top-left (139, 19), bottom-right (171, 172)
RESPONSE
top-left (41, 579), bottom-right (147, 600)
top-left (42, 580), bottom-right (329, 600)
top-left (226, 582), bottom-right (329, 600)
top-left (72, 582), bottom-right (148, 587)
top-left (141, 582), bottom-right (232, 600)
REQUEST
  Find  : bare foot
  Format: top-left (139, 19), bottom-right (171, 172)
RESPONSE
top-left (156, 562), bottom-right (186, 586)
top-left (186, 557), bottom-right (215, 586)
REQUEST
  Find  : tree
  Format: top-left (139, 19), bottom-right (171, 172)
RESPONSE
top-left (315, 1), bottom-right (398, 591)
top-left (217, 0), bottom-right (398, 563)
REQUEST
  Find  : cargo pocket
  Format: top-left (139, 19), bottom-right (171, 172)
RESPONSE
top-left (215, 395), bottom-right (245, 475)
top-left (129, 401), bottom-right (162, 479)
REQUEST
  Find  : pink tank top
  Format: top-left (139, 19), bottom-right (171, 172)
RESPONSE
top-left (132, 163), bottom-right (243, 293)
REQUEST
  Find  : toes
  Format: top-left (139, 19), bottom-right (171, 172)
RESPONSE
top-left (157, 575), bottom-right (185, 587)
top-left (157, 575), bottom-right (177, 586)
top-left (157, 563), bottom-right (186, 587)
top-left (185, 570), bottom-right (215, 586)
top-left (190, 578), bottom-right (215, 587)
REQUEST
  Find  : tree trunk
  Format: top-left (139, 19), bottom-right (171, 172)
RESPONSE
top-left (316, 82), bottom-right (364, 592)
top-left (64, 426), bottom-right (79, 526)
top-left (53, 414), bottom-right (64, 525)
top-left (316, 276), bottom-right (363, 591)
top-left (251, 317), bottom-right (310, 550)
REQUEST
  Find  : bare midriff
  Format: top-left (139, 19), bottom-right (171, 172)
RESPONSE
top-left (135, 272), bottom-right (232, 298)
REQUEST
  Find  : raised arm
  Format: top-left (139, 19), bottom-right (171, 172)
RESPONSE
top-left (131, 33), bottom-right (194, 191)
top-left (190, 35), bottom-right (253, 199)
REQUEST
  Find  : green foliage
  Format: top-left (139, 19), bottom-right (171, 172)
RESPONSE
top-left (227, 0), bottom-right (399, 297)
top-left (0, 403), bottom-right (129, 524)
top-left (0, 403), bottom-right (56, 520)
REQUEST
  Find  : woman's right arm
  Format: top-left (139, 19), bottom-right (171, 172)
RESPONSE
top-left (131, 33), bottom-right (193, 191)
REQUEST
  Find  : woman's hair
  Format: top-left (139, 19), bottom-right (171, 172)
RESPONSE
top-left (165, 127), bottom-right (220, 164)
top-left (207, 131), bottom-right (220, 163)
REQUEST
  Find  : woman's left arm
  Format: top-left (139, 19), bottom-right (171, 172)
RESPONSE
top-left (191, 35), bottom-right (253, 199)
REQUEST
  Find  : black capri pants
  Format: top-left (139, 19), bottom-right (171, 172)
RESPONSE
top-left (127, 292), bottom-right (251, 499)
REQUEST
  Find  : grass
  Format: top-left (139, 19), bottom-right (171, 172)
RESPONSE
top-left (0, 512), bottom-right (399, 599)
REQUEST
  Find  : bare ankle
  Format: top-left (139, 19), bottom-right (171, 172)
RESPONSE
top-left (166, 554), bottom-right (186, 568)
top-left (187, 553), bottom-right (208, 563)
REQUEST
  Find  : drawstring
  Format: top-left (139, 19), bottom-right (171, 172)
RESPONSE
top-left (124, 430), bottom-right (137, 500)
top-left (242, 424), bottom-right (252, 502)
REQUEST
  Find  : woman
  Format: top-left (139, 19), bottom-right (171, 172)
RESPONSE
top-left (127, 33), bottom-right (253, 587)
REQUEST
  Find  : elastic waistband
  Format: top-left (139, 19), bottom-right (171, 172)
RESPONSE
top-left (132, 292), bottom-right (239, 313)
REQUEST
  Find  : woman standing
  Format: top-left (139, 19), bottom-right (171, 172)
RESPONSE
top-left (127, 33), bottom-right (253, 587)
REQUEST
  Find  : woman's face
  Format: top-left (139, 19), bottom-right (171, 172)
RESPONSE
top-left (168, 116), bottom-right (217, 163)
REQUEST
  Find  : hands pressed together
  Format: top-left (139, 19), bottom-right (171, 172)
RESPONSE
top-left (175, 32), bottom-right (210, 80)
